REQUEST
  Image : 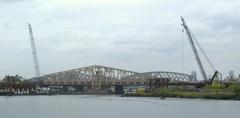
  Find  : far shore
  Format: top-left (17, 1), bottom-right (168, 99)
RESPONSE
top-left (122, 92), bottom-right (240, 100)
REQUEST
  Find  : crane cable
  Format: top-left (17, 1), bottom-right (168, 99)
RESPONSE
top-left (181, 27), bottom-right (185, 73)
top-left (189, 30), bottom-right (216, 72)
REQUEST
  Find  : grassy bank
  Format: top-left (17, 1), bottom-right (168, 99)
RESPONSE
top-left (123, 92), bottom-right (240, 100)
top-left (123, 83), bottom-right (240, 100)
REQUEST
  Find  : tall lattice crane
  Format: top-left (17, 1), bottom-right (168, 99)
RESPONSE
top-left (28, 23), bottom-right (40, 77)
top-left (181, 17), bottom-right (220, 84)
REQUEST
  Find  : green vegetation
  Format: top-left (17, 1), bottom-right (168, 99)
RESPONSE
top-left (0, 75), bottom-right (36, 90)
top-left (228, 84), bottom-right (240, 94)
top-left (123, 83), bottom-right (240, 100)
top-left (1, 75), bottom-right (22, 83)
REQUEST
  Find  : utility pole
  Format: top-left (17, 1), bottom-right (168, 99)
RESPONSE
top-left (28, 23), bottom-right (40, 77)
top-left (181, 17), bottom-right (208, 80)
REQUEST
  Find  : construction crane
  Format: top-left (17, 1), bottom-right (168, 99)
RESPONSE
top-left (181, 17), bottom-right (219, 84)
top-left (28, 23), bottom-right (40, 77)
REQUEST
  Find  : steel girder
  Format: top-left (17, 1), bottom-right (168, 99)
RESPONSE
top-left (41, 65), bottom-right (193, 84)
top-left (129, 71), bottom-right (193, 82)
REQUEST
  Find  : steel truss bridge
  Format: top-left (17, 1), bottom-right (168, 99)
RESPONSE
top-left (39, 65), bottom-right (196, 89)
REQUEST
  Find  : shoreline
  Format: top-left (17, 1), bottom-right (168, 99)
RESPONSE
top-left (122, 92), bottom-right (240, 100)
top-left (0, 92), bottom-right (240, 101)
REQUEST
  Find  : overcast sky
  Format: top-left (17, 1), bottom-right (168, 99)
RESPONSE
top-left (0, 0), bottom-right (239, 79)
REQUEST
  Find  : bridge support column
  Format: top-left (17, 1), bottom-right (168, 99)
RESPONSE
top-left (114, 85), bottom-right (124, 94)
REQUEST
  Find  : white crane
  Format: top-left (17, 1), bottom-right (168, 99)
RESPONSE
top-left (181, 17), bottom-right (220, 84)
top-left (28, 23), bottom-right (40, 77)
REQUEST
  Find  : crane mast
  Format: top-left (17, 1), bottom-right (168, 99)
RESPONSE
top-left (181, 17), bottom-right (208, 80)
top-left (28, 23), bottom-right (40, 77)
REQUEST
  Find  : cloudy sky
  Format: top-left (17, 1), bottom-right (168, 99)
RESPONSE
top-left (0, 0), bottom-right (239, 79)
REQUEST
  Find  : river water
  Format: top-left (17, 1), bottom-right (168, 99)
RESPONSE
top-left (0, 95), bottom-right (239, 118)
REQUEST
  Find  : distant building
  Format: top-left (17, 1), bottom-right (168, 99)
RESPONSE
top-left (229, 71), bottom-right (235, 80)
top-left (238, 74), bottom-right (240, 82)
top-left (190, 71), bottom-right (197, 81)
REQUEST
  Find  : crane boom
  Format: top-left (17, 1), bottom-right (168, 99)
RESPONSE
top-left (181, 17), bottom-right (208, 80)
top-left (28, 23), bottom-right (40, 77)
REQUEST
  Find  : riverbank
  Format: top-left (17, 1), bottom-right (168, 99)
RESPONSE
top-left (123, 92), bottom-right (240, 100)
top-left (122, 83), bottom-right (240, 100)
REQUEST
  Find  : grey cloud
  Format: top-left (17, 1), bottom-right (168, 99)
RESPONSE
top-left (0, 0), bottom-right (29, 3)
top-left (0, 0), bottom-right (240, 79)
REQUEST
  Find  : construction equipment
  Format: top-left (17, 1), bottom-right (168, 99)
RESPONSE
top-left (181, 16), bottom-right (220, 84)
top-left (28, 23), bottom-right (41, 77)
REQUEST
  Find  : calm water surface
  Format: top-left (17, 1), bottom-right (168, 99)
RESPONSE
top-left (0, 95), bottom-right (239, 118)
